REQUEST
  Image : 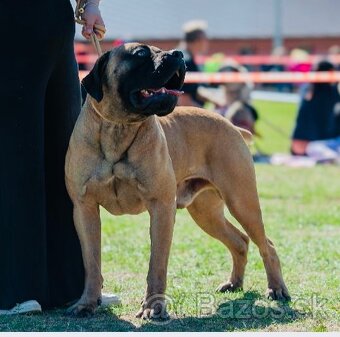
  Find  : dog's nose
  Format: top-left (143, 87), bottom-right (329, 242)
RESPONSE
top-left (169, 49), bottom-right (184, 59)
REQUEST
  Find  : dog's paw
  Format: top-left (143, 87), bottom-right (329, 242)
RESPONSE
top-left (66, 300), bottom-right (98, 318)
top-left (135, 297), bottom-right (169, 320)
top-left (216, 280), bottom-right (243, 293)
top-left (266, 285), bottom-right (291, 301)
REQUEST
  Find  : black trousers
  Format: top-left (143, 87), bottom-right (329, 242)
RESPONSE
top-left (0, 2), bottom-right (84, 309)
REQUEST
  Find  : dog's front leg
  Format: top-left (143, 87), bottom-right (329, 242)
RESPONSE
top-left (136, 199), bottom-right (176, 320)
top-left (66, 201), bottom-right (103, 317)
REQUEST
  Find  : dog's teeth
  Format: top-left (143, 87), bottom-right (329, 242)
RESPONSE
top-left (176, 71), bottom-right (180, 77)
top-left (161, 88), bottom-right (166, 94)
top-left (141, 89), bottom-right (154, 97)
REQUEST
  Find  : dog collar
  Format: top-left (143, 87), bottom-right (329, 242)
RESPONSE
top-left (90, 101), bottom-right (113, 123)
top-left (89, 101), bottom-right (145, 125)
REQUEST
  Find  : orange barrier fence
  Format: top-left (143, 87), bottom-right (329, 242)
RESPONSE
top-left (195, 54), bottom-right (340, 65)
top-left (77, 54), bottom-right (98, 64)
top-left (75, 53), bottom-right (340, 66)
top-left (184, 71), bottom-right (340, 83)
top-left (79, 71), bottom-right (340, 83)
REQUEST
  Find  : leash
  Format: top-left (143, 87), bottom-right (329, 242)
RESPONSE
top-left (75, 0), bottom-right (106, 56)
top-left (259, 116), bottom-right (291, 139)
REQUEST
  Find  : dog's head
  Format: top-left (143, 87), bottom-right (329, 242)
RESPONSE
top-left (82, 43), bottom-right (186, 121)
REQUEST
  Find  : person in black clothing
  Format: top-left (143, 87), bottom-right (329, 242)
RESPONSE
top-left (291, 60), bottom-right (340, 155)
top-left (0, 0), bottom-right (104, 312)
top-left (177, 21), bottom-right (209, 107)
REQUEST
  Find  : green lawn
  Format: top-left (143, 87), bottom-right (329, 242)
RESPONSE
top-left (1, 101), bottom-right (339, 332)
top-left (253, 99), bottom-right (297, 154)
top-left (1, 166), bottom-right (339, 332)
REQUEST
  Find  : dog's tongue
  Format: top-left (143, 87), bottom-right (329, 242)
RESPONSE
top-left (152, 87), bottom-right (184, 96)
top-left (162, 88), bottom-right (184, 96)
top-left (142, 88), bottom-right (184, 97)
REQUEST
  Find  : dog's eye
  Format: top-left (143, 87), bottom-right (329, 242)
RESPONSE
top-left (134, 48), bottom-right (150, 58)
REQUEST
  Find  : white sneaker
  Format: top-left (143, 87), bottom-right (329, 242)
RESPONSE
top-left (100, 293), bottom-right (121, 307)
top-left (0, 300), bottom-right (42, 315)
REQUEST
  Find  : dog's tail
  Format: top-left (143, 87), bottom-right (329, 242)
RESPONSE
top-left (237, 127), bottom-right (253, 145)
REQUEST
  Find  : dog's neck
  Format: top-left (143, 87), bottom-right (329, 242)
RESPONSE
top-left (88, 96), bottom-right (148, 124)
top-left (85, 99), bottom-right (149, 164)
top-left (90, 99), bottom-right (114, 123)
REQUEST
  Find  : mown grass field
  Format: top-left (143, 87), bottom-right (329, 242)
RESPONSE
top-left (1, 100), bottom-right (339, 332)
top-left (253, 99), bottom-right (297, 154)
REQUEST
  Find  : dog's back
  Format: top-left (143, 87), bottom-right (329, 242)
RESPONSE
top-left (157, 106), bottom-right (253, 188)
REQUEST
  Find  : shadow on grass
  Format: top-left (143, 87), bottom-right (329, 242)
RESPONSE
top-left (0, 309), bottom-right (136, 332)
top-left (0, 291), bottom-right (305, 332)
top-left (136, 291), bottom-right (304, 332)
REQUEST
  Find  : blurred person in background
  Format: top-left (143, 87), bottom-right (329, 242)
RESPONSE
top-left (288, 48), bottom-right (312, 73)
top-left (0, 0), bottom-right (104, 314)
top-left (177, 20), bottom-right (217, 107)
top-left (260, 46), bottom-right (293, 93)
top-left (215, 63), bottom-right (258, 135)
top-left (327, 45), bottom-right (340, 70)
top-left (289, 48), bottom-right (313, 96)
top-left (291, 60), bottom-right (340, 160)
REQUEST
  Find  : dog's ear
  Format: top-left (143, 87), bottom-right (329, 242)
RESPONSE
top-left (82, 51), bottom-right (110, 102)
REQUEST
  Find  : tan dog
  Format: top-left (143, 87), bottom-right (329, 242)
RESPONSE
top-left (65, 43), bottom-right (290, 319)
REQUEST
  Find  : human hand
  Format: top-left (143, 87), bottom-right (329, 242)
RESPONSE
top-left (81, 1), bottom-right (105, 40)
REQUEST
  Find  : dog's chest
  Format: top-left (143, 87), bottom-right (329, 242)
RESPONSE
top-left (87, 158), bottom-right (145, 216)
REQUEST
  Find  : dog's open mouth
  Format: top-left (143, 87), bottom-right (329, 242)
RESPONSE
top-left (129, 58), bottom-right (186, 116)
top-left (140, 87), bottom-right (183, 98)
top-left (138, 69), bottom-right (184, 100)
top-left (130, 64), bottom-right (186, 115)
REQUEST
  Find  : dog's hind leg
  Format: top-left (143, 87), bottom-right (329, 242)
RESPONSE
top-left (214, 148), bottom-right (290, 301)
top-left (227, 201), bottom-right (290, 300)
top-left (187, 190), bottom-right (249, 292)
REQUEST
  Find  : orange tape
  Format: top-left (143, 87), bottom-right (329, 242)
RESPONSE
top-left (196, 54), bottom-right (340, 65)
top-left (184, 71), bottom-right (340, 83)
top-left (76, 54), bottom-right (99, 63)
top-left (75, 52), bottom-right (340, 66)
top-left (79, 70), bottom-right (340, 83)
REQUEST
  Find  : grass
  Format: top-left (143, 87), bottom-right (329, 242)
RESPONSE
top-left (253, 99), bottom-right (297, 154)
top-left (1, 101), bottom-right (339, 332)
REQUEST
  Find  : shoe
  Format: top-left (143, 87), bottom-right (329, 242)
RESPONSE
top-left (0, 300), bottom-right (42, 315)
top-left (65, 293), bottom-right (121, 308)
top-left (100, 293), bottom-right (121, 307)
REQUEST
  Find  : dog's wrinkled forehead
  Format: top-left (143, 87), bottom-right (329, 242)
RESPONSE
top-left (108, 43), bottom-right (161, 66)
top-left (121, 43), bottom-right (161, 54)
top-left (103, 43), bottom-right (163, 82)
